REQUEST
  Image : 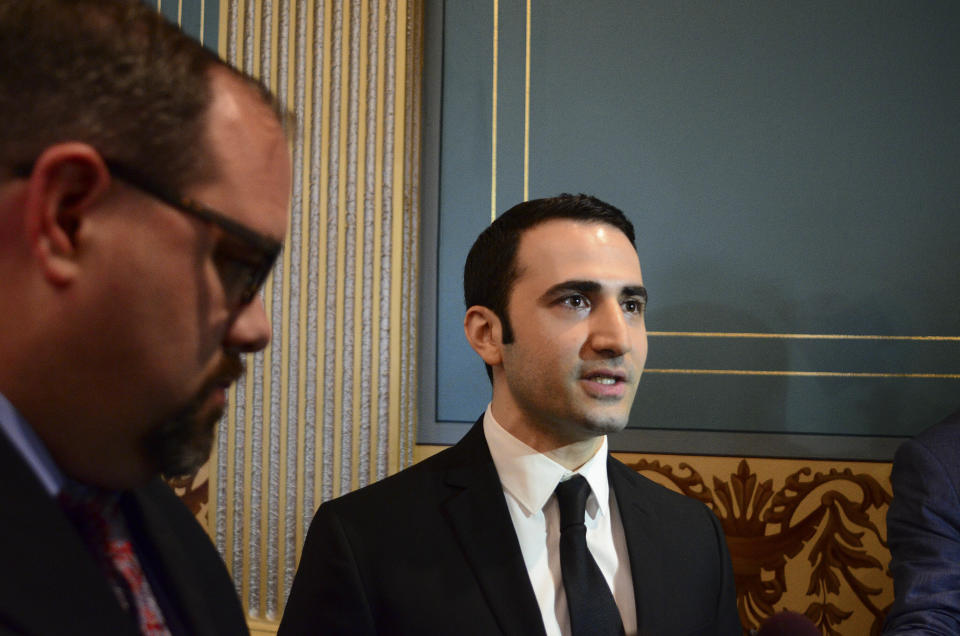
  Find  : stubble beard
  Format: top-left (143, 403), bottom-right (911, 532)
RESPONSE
top-left (511, 388), bottom-right (634, 449)
top-left (143, 353), bottom-right (244, 479)
top-left (561, 402), bottom-right (632, 440)
top-left (561, 379), bottom-right (639, 441)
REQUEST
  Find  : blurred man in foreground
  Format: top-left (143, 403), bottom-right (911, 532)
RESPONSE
top-left (0, 1), bottom-right (290, 633)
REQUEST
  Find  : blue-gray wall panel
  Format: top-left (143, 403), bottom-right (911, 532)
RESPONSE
top-left (422, 0), bottom-right (960, 457)
top-left (146, 0), bottom-right (219, 51)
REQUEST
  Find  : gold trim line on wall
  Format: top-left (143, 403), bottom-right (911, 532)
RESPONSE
top-left (648, 331), bottom-right (960, 341)
top-left (523, 0), bottom-right (530, 201)
top-left (645, 368), bottom-right (960, 379)
top-left (490, 0), bottom-right (532, 211)
top-left (490, 0), bottom-right (498, 221)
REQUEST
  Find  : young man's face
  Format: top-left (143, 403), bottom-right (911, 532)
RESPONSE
top-left (494, 219), bottom-right (648, 447)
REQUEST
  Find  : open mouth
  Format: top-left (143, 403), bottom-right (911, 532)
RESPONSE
top-left (580, 370), bottom-right (630, 398)
top-left (583, 371), bottom-right (626, 384)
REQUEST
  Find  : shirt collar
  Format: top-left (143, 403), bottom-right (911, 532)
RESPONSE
top-left (0, 391), bottom-right (66, 496)
top-left (483, 404), bottom-right (611, 520)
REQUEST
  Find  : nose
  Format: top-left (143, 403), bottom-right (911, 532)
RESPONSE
top-left (223, 295), bottom-right (272, 353)
top-left (587, 299), bottom-right (633, 358)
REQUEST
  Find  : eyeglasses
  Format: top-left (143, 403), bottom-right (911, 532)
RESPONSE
top-left (106, 161), bottom-right (282, 307)
top-left (14, 159), bottom-right (282, 308)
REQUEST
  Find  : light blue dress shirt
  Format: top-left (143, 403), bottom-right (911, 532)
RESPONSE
top-left (0, 390), bottom-right (65, 496)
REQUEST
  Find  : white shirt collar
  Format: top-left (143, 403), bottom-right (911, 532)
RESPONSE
top-left (483, 404), bottom-right (611, 520)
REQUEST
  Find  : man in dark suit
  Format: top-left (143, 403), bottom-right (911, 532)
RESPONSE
top-left (281, 194), bottom-right (740, 635)
top-left (884, 409), bottom-right (960, 634)
top-left (0, 1), bottom-right (290, 633)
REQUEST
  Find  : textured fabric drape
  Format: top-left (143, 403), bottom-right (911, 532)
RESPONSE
top-left (207, 0), bottom-right (421, 621)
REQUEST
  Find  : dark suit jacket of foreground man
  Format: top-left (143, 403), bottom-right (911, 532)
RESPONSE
top-left (280, 417), bottom-right (741, 636)
top-left (0, 433), bottom-right (247, 636)
top-left (884, 409), bottom-right (960, 634)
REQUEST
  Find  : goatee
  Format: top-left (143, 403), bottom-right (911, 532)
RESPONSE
top-left (144, 352), bottom-right (244, 479)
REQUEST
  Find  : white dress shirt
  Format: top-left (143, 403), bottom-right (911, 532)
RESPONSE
top-left (483, 406), bottom-right (637, 636)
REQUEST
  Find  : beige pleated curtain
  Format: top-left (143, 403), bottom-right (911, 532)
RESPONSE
top-left (206, 0), bottom-right (422, 623)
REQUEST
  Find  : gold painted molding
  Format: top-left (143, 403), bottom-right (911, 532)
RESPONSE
top-left (615, 452), bottom-right (893, 635)
top-left (247, 617), bottom-right (280, 636)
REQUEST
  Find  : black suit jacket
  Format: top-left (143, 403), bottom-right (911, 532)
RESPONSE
top-left (280, 418), bottom-right (740, 635)
top-left (0, 433), bottom-right (248, 636)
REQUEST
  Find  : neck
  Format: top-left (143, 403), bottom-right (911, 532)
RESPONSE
top-left (543, 437), bottom-right (604, 471)
top-left (490, 403), bottom-right (605, 471)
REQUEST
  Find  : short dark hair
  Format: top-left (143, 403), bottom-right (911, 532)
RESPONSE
top-left (463, 193), bottom-right (636, 379)
top-left (0, 0), bottom-right (276, 191)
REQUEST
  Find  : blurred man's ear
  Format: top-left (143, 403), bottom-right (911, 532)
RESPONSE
top-left (464, 305), bottom-right (505, 368)
top-left (23, 143), bottom-right (111, 285)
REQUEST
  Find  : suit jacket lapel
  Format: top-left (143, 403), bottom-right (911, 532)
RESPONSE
top-left (124, 481), bottom-right (218, 636)
top-left (608, 457), bottom-right (662, 635)
top-left (441, 420), bottom-right (547, 636)
top-left (0, 433), bottom-right (138, 634)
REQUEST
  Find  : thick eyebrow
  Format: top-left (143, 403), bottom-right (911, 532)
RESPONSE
top-left (540, 280), bottom-right (647, 301)
top-left (623, 285), bottom-right (648, 301)
top-left (541, 280), bottom-right (601, 301)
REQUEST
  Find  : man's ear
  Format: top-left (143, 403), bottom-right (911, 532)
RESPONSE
top-left (24, 143), bottom-right (112, 285)
top-left (464, 305), bottom-right (505, 367)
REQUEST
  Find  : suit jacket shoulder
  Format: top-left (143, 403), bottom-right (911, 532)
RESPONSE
top-left (0, 433), bottom-right (139, 635)
top-left (884, 409), bottom-right (960, 634)
top-left (281, 421), bottom-right (545, 636)
top-left (607, 455), bottom-right (741, 635)
top-left (904, 410), bottom-right (960, 489)
top-left (0, 431), bottom-right (247, 636)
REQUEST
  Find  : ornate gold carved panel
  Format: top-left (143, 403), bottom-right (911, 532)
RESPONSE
top-left (167, 466), bottom-right (209, 521)
top-left (614, 453), bottom-right (894, 635)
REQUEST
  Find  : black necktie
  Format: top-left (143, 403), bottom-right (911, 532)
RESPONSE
top-left (555, 475), bottom-right (625, 636)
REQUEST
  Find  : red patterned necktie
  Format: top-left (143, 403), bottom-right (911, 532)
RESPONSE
top-left (59, 487), bottom-right (172, 636)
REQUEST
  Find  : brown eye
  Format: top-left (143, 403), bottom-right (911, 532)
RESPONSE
top-left (561, 295), bottom-right (588, 308)
top-left (622, 298), bottom-right (645, 314)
